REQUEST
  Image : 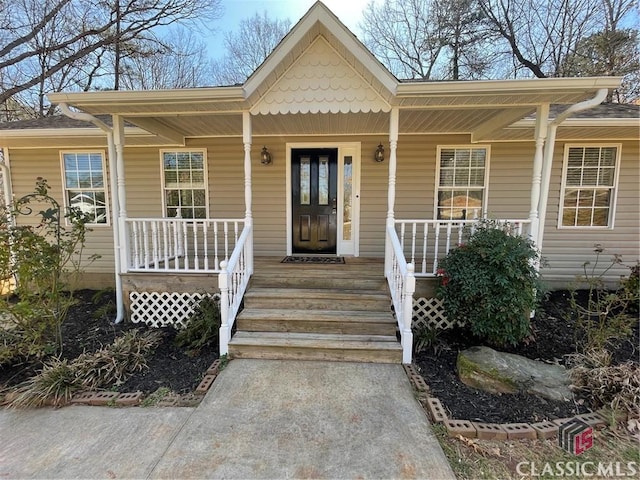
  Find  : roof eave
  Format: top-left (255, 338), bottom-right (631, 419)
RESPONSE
top-left (511, 117), bottom-right (640, 127)
top-left (396, 77), bottom-right (623, 98)
top-left (47, 86), bottom-right (245, 108)
top-left (0, 126), bottom-right (148, 137)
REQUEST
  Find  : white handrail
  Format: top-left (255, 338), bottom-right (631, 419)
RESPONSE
top-left (394, 219), bottom-right (531, 277)
top-left (125, 218), bottom-right (244, 273)
top-left (385, 224), bottom-right (415, 364)
top-left (218, 223), bottom-right (253, 356)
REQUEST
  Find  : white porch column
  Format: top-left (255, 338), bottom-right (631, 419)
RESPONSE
top-left (242, 111), bottom-right (253, 222)
top-left (242, 111), bottom-right (254, 274)
top-left (112, 115), bottom-right (129, 273)
top-left (385, 108), bottom-right (400, 275)
top-left (528, 104), bottom-right (549, 247)
top-left (0, 148), bottom-right (14, 213)
top-left (386, 108), bottom-right (400, 223)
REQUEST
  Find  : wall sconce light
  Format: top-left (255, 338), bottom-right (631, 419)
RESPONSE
top-left (260, 146), bottom-right (273, 165)
top-left (374, 143), bottom-right (385, 162)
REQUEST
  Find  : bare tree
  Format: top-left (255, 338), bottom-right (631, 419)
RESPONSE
top-left (360, 0), bottom-right (445, 80)
top-left (210, 12), bottom-right (291, 86)
top-left (563, 0), bottom-right (638, 101)
top-left (119, 29), bottom-right (209, 89)
top-left (0, 0), bottom-right (223, 117)
top-left (435, 0), bottom-right (494, 79)
top-left (478, 0), bottom-right (606, 78)
top-left (478, 0), bottom-right (638, 100)
top-left (360, 0), bottom-right (492, 80)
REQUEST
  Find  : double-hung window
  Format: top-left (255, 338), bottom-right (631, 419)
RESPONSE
top-left (435, 146), bottom-right (489, 220)
top-left (559, 145), bottom-right (620, 228)
top-left (61, 151), bottom-right (108, 225)
top-left (161, 149), bottom-right (208, 219)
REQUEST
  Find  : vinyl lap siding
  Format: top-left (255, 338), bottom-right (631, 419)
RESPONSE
top-left (6, 135), bottom-right (637, 287)
top-left (123, 147), bottom-right (164, 218)
top-left (359, 138), bottom-right (389, 257)
top-left (394, 136), bottom-right (534, 223)
top-left (8, 147), bottom-right (115, 274)
top-left (487, 143), bottom-right (532, 219)
top-left (190, 137), bottom-right (286, 255)
top-left (540, 139), bottom-right (640, 285)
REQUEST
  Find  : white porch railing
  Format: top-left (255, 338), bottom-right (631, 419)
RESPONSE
top-left (218, 223), bottom-right (253, 356)
top-left (385, 224), bottom-right (415, 364)
top-left (395, 219), bottom-right (531, 277)
top-left (125, 218), bottom-right (245, 273)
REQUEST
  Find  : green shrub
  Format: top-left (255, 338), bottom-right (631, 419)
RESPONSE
top-left (175, 296), bottom-right (221, 354)
top-left (436, 221), bottom-right (541, 347)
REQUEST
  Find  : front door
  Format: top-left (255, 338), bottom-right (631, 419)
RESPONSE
top-left (291, 148), bottom-right (338, 254)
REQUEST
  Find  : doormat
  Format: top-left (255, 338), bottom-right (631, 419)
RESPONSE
top-left (281, 256), bottom-right (345, 264)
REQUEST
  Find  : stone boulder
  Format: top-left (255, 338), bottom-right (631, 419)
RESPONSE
top-left (457, 346), bottom-right (572, 402)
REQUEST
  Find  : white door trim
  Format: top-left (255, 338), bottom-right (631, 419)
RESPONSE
top-left (286, 142), bottom-right (361, 256)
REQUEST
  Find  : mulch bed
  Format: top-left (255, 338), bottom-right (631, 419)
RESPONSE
top-left (414, 289), bottom-right (639, 424)
top-left (1, 289), bottom-right (637, 424)
top-left (0, 289), bottom-right (218, 396)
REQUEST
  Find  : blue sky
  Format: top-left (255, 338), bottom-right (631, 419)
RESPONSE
top-left (206, 0), bottom-right (373, 58)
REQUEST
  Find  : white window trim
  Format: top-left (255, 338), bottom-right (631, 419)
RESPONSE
top-left (558, 143), bottom-right (621, 230)
top-left (159, 148), bottom-right (210, 219)
top-left (434, 145), bottom-right (491, 220)
top-left (59, 150), bottom-right (110, 227)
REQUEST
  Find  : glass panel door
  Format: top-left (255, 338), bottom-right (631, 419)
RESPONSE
top-left (291, 149), bottom-right (337, 254)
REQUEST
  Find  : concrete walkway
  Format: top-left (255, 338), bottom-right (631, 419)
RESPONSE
top-left (0, 360), bottom-right (456, 479)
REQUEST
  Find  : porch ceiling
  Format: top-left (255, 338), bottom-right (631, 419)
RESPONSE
top-left (119, 107), bottom-right (532, 138)
top-left (64, 104), bottom-right (635, 143)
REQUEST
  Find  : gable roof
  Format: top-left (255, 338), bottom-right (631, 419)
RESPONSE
top-left (244, 1), bottom-right (397, 114)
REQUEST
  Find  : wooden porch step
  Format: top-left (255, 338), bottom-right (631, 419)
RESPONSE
top-left (249, 274), bottom-right (387, 291)
top-left (236, 309), bottom-right (397, 335)
top-left (228, 331), bottom-right (403, 363)
top-left (243, 288), bottom-right (391, 311)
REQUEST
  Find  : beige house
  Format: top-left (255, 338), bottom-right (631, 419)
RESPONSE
top-left (1, 2), bottom-right (638, 363)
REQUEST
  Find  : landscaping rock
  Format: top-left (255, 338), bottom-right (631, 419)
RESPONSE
top-left (457, 346), bottom-right (572, 402)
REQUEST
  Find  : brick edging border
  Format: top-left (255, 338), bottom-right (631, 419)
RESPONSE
top-left (69, 358), bottom-right (224, 408)
top-left (403, 364), bottom-right (613, 441)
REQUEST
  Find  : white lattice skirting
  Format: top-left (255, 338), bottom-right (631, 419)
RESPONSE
top-left (130, 291), bottom-right (221, 329)
top-left (130, 292), bottom-right (455, 331)
top-left (412, 297), bottom-right (463, 330)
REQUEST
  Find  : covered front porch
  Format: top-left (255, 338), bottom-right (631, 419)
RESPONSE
top-left (45, 3), bottom-right (619, 364)
top-left (45, 89), bottom-right (613, 364)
